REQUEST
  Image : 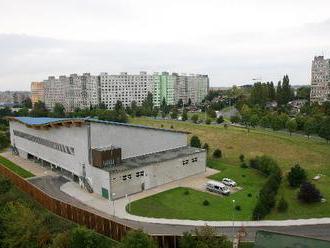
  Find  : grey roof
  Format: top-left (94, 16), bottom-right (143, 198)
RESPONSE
top-left (103, 146), bottom-right (205, 173)
top-left (9, 116), bottom-right (189, 134)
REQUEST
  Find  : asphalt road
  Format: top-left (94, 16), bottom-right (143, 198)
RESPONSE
top-left (28, 175), bottom-right (330, 241)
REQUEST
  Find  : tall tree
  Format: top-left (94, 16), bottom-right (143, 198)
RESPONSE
top-left (141, 92), bottom-right (153, 116)
top-left (52, 103), bottom-right (65, 118)
top-left (319, 117), bottom-right (330, 143)
top-left (29, 101), bottom-right (48, 117)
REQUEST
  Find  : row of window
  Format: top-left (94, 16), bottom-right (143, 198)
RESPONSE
top-left (122, 171), bottom-right (145, 181)
top-left (182, 157), bottom-right (198, 165)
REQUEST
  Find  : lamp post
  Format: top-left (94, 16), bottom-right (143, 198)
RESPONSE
top-left (232, 199), bottom-right (236, 240)
top-left (125, 194), bottom-right (131, 213)
top-left (112, 193), bottom-right (116, 216)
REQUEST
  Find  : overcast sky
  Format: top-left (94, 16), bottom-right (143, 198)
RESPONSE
top-left (1, 0), bottom-right (330, 91)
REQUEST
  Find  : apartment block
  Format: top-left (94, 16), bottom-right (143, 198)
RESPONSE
top-left (31, 82), bottom-right (45, 105)
top-left (310, 56), bottom-right (330, 103)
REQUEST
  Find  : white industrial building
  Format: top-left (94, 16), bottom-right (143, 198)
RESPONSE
top-left (8, 117), bottom-right (206, 199)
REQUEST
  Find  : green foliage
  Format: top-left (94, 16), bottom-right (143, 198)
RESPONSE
top-left (190, 135), bottom-right (202, 148)
top-left (70, 226), bottom-right (113, 248)
top-left (170, 108), bottom-right (178, 119)
top-left (202, 143), bottom-right (209, 151)
top-left (216, 116), bottom-right (224, 124)
top-left (239, 154), bottom-right (245, 162)
top-left (249, 155), bottom-right (280, 176)
top-left (22, 97), bottom-right (32, 109)
top-left (235, 205), bottom-right (241, 211)
top-left (318, 117), bottom-right (330, 142)
top-left (29, 101), bottom-right (48, 117)
top-left (287, 164), bottom-right (307, 188)
top-left (298, 182), bottom-right (322, 203)
top-left (277, 197), bottom-right (288, 212)
top-left (50, 103), bottom-right (66, 118)
top-left (213, 149), bottom-right (222, 158)
top-left (286, 118), bottom-right (297, 135)
top-left (205, 119), bottom-right (211, 125)
top-left (0, 155), bottom-right (35, 178)
top-left (230, 115), bottom-right (241, 123)
top-left (182, 109), bottom-right (188, 121)
top-left (0, 178), bottom-right (11, 194)
top-left (203, 200), bottom-right (210, 206)
top-left (184, 190), bottom-right (190, 195)
top-left (191, 114), bottom-right (199, 123)
top-left (121, 229), bottom-right (156, 248)
top-left (304, 117), bottom-right (318, 138)
top-left (0, 132), bottom-right (10, 150)
top-left (296, 86), bottom-right (311, 100)
top-left (276, 75), bottom-right (293, 105)
top-left (206, 107), bottom-right (216, 119)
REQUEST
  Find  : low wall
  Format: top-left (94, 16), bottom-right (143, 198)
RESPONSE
top-left (0, 163), bottom-right (179, 248)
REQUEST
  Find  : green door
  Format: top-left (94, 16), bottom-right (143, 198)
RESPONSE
top-left (101, 188), bottom-right (109, 199)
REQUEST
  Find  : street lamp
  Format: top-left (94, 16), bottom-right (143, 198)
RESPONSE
top-left (112, 193), bottom-right (116, 216)
top-left (125, 194), bottom-right (131, 213)
top-left (232, 199), bottom-right (236, 240)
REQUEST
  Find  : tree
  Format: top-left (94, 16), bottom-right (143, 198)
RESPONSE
top-left (286, 118), bottom-right (297, 136)
top-left (304, 118), bottom-right (318, 138)
top-left (170, 108), bottom-right (178, 119)
top-left (22, 97), bottom-right (32, 108)
top-left (17, 107), bottom-right (29, 116)
top-left (202, 143), bottom-right (209, 151)
top-left (52, 103), bottom-right (65, 118)
top-left (287, 164), bottom-right (307, 187)
top-left (190, 136), bottom-right (201, 148)
top-left (188, 98), bottom-right (192, 106)
top-left (296, 86), bottom-right (311, 100)
top-left (180, 232), bottom-right (196, 248)
top-left (213, 149), bottom-right (222, 158)
top-left (70, 226), bottom-right (112, 248)
top-left (298, 182), bottom-right (322, 203)
top-left (239, 154), bottom-right (245, 163)
top-left (216, 116), bottom-right (224, 124)
top-left (0, 132), bottom-right (10, 150)
top-left (182, 109), bottom-right (188, 121)
top-left (191, 114), bottom-right (199, 124)
top-left (205, 119), bottom-right (211, 124)
top-left (206, 107), bottom-right (216, 119)
top-left (121, 229), bottom-right (156, 248)
top-left (160, 97), bottom-right (169, 118)
top-left (30, 101), bottom-right (48, 117)
top-left (230, 115), bottom-right (240, 123)
top-left (318, 117), bottom-right (330, 143)
top-left (141, 92), bottom-right (154, 116)
top-left (177, 99), bottom-right (183, 108)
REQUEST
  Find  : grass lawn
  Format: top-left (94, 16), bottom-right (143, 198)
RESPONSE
top-left (0, 155), bottom-right (35, 178)
top-left (129, 161), bottom-right (266, 220)
top-left (129, 117), bottom-right (330, 220)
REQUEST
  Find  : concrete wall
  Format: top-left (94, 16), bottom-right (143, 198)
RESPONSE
top-left (90, 122), bottom-right (187, 159)
top-left (110, 151), bottom-right (206, 199)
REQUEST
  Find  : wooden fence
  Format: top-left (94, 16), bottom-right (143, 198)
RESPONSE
top-left (0, 164), bottom-right (179, 248)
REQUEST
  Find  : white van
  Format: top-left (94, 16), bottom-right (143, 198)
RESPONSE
top-left (206, 180), bottom-right (230, 195)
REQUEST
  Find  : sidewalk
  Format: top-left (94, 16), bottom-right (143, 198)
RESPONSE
top-left (60, 172), bottom-right (330, 228)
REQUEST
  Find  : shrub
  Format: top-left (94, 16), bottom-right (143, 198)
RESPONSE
top-left (277, 197), bottom-right (288, 212)
top-left (183, 190), bottom-right (190, 195)
top-left (121, 229), bottom-right (157, 248)
top-left (161, 124), bottom-right (164, 128)
top-left (298, 182), bottom-right (322, 203)
top-left (239, 154), bottom-right (245, 162)
top-left (213, 149), bottom-right (222, 158)
top-left (205, 119), bottom-right (211, 125)
top-left (170, 125), bottom-right (174, 129)
top-left (203, 200), bottom-right (210, 206)
top-left (224, 123), bottom-right (228, 129)
top-left (202, 143), bottom-right (209, 151)
top-left (287, 164), bottom-right (307, 188)
top-left (190, 136), bottom-right (202, 148)
top-left (0, 178), bottom-right (11, 194)
top-left (235, 205), bottom-right (241, 211)
top-left (216, 116), bottom-right (224, 124)
top-left (247, 193), bottom-right (252, 197)
top-left (242, 174), bottom-right (246, 177)
top-left (230, 115), bottom-right (241, 123)
top-left (240, 162), bottom-right (248, 168)
top-left (191, 114), bottom-right (199, 123)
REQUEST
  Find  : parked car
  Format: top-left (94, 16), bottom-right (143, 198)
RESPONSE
top-left (206, 180), bottom-right (230, 195)
top-left (222, 178), bottom-right (237, 187)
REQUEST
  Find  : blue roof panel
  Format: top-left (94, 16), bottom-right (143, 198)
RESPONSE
top-left (13, 117), bottom-right (70, 125)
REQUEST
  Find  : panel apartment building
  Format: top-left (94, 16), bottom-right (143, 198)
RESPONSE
top-left (310, 56), bottom-right (330, 104)
top-left (36, 72), bottom-right (209, 111)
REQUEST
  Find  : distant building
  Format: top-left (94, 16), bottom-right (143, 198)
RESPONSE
top-left (8, 117), bottom-right (206, 199)
top-left (0, 91), bottom-right (30, 106)
top-left (31, 82), bottom-right (45, 105)
top-left (40, 72), bottom-right (209, 111)
top-left (310, 56), bottom-right (330, 104)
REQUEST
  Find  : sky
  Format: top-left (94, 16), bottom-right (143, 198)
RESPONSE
top-left (1, 0), bottom-right (330, 91)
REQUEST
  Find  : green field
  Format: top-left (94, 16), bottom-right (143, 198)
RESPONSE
top-left (0, 155), bottom-right (35, 178)
top-left (129, 117), bottom-right (330, 220)
top-left (129, 161), bottom-right (266, 220)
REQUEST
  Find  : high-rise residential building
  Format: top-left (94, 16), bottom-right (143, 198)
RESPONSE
top-left (100, 72), bottom-right (153, 109)
top-left (40, 72), bottom-right (209, 111)
top-left (31, 82), bottom-right (45, 105)
top-left (310, 56), bottom-right (330, 103)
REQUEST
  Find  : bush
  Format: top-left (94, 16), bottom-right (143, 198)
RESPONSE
top-left (160, 124), bottom-right (164, 128)
top-left (230, 115), bottom-right (241, 123)
top-left (298, 182), bottom-right (322, 203)
top-left (183, 190), bottom-right (190, 195)
top-left (170, 125), bottom-right (174, 129)
top-left (205, 119), bottom-right (211, 125)
top-left (247, 193), bottom-right (252, 197)
top-left (240, 162), bottom-right (248, 168)
top-left (287, 164), bottom-right (307, 188)
top-left (0, 178), bottom-right (11, 194)
top-left (190, 136), bottom-right (202, 148)
top-left (191, 114), bottom-right (199, 123)
top-left (213, 149), bottom-right (222, 158)
top-left (239, 154), bottom-right (245, 162)
top-left (121, 229), bottom-right (157, 248)
top-left (235, 205), bottom-right (241, 211)
top-left (203, 200), bottom-right (210, 206)
top-left (277, 197), bottom-right (288, 212)
top-left (202, 143), bottom-right (209, 151)
top-left (216, 116), bottom-right (224, 124)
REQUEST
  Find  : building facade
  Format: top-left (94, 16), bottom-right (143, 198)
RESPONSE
top-left (310, 56), bottom-right (330, 104)
top-left (9, 117), bottom-right (206, 199)
top-left (31, 82), bottom-right (45, 105)
top-left (39, 72), bottom-right (209, 111)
